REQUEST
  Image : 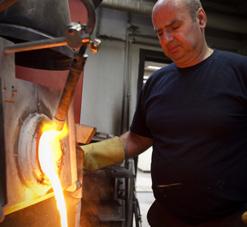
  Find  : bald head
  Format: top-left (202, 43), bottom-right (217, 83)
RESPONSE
top-left (151, 0), bottom-right (209, 67)
top-left (153, 0), bottom-right (202, 21)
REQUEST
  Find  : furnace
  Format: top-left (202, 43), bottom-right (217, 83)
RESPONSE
top-left (0, 1), bottom-right (142, 227)
top-left (0, 0), bottom-right (102, 226)
top-left (0, 38), bottom-right (79, 226)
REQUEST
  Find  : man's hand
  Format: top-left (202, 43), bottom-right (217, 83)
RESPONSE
top-left (81, 137), bottom-right (125, 171)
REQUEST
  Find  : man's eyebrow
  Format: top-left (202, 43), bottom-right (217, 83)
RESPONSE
top-left (154, 19), bottom-right (180, 32)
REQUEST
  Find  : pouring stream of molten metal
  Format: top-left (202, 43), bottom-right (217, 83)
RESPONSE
top-left (38, 123), bottom-right (68, 227)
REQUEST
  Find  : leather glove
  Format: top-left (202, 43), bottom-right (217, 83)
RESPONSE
top-left (81, 137), bottom-right (125, 171)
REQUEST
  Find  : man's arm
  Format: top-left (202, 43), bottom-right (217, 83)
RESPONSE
top-left (82, 131), bottom-right (153, 171)
top-left (120, 131), bottom-right (153, 158)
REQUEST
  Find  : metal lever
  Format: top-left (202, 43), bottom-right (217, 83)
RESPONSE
top-left (3, 22), bottom-right (101, 54)
top-left (53, 46), bottom-right (88, 131)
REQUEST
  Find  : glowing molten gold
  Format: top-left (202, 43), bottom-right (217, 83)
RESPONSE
top-left (38, 122), bottom-right (68, 227)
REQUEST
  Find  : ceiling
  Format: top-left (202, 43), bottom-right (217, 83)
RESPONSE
top-left (201, 0), bottom-right (247, 17)
top-left (101, 0), bottom-right (247, 54)
top-left (143, 0), bottom-right (247, 16)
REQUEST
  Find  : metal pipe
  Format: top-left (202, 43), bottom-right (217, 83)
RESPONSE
top-left (102, 0), bottom-right (153, 14)
top-left (4, 35), bottom-right (90, 54)
top-left (79, 0), bottom-right (102, 34)
top-left (120, 25), bottom-right (131, 134)
top-left (80, 0), bottom-right (96, 34)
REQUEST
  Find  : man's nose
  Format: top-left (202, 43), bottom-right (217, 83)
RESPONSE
top-left (162, 31), bottom-right (174, 42)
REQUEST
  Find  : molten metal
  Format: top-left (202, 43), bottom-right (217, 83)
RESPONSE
top-left (38, 122), bottom-right (68, 227)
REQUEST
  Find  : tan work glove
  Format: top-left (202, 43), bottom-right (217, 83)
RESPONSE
top-left (81, 137), bottom-right (125, 171)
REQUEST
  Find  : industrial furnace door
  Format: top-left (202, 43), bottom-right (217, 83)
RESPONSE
top-left (0, 37), bottom-right (79, 227)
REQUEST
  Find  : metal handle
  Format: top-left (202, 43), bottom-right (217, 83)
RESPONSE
top-left (53, 47), bottom-right (88, 131)
top-left (4, 35), bottom-right (90, 54)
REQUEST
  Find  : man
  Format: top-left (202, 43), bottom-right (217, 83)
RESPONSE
top-left (83, 0), bottom-right (247, 226)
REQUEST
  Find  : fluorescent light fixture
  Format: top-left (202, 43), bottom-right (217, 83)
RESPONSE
top-left (145, 65), bottom-right (162, 71)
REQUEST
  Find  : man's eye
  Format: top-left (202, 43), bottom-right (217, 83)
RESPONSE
top-left (156, 30), bottom-right (163, 37)
top-left (171, 23), bottom-right (180, 30)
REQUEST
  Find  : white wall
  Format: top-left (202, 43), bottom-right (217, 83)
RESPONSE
top-left (80, 7), bottom-right (162, 135)
top-left (81, 40), bottom-right (125, 135)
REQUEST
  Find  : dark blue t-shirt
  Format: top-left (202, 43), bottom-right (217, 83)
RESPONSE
top-left (130, 50), bottom-right (247, 221)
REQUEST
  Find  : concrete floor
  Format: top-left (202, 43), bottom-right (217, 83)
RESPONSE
top-left (135, 170), bottom-right (155, 227)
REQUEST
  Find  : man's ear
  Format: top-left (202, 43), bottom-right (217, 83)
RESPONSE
top-left (197, 8), bottom-right (207, 29)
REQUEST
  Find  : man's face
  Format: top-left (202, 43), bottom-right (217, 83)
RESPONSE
top-left (152, 0), bottom-right (206, 67)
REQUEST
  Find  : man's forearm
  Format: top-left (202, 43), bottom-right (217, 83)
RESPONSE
top-left (120, 131), bottom-right (153, 158)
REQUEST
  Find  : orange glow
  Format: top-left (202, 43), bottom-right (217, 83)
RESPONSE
top-left (38, 122), bottom-right (68, 227)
